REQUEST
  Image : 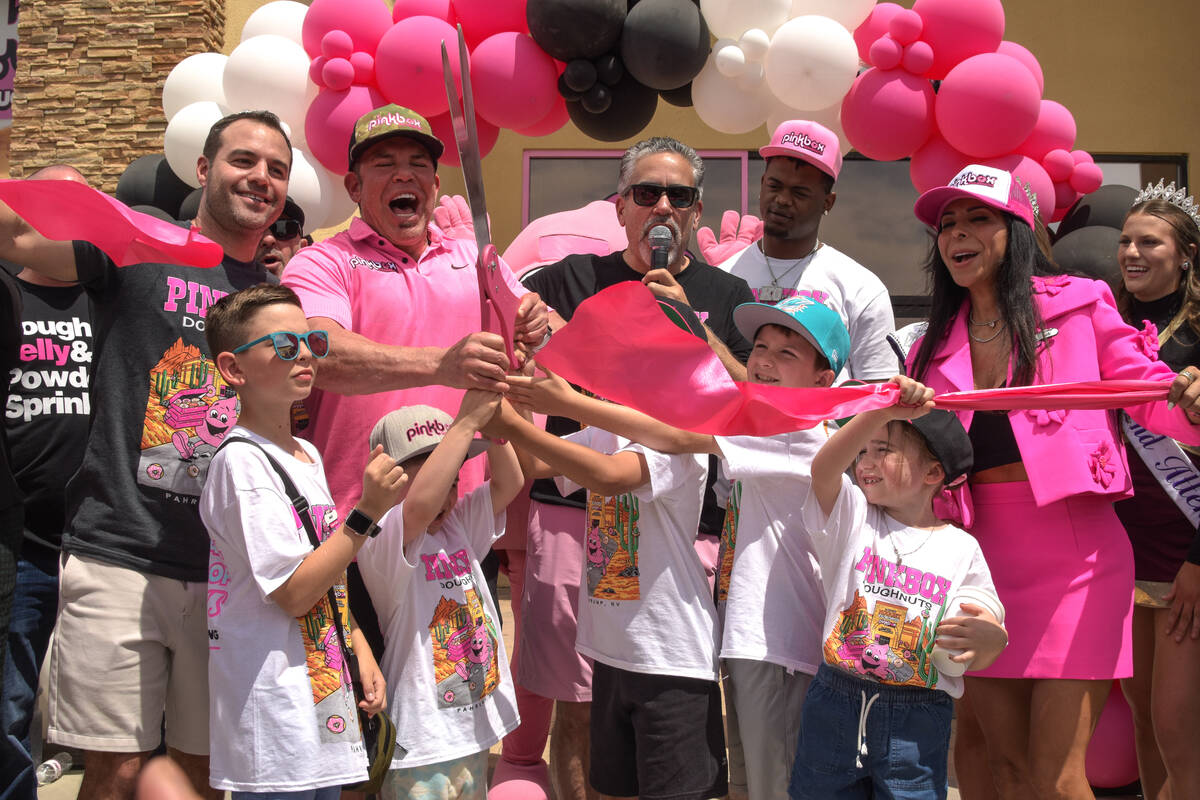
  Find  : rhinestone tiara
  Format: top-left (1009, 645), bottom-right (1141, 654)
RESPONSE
top-left (1018, 178), bottom-right (1039, 221)
top-left (1134, 178), bottom-right (1200, 229)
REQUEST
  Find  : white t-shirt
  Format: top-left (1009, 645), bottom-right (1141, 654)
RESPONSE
top-left (718, 242), bottom-right (897, 381)
top-left (715, 425), bottom-right (833, 674)
top-left (557, 427), bottom-right (719, 681)
top-left (202, 427), bottom-right (367, 792)
top-left (357, 485), bottom-right (518, 768)
top-left (802, 476), bottom-right (1000, 698)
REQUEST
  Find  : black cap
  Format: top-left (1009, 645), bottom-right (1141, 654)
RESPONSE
top-left (910, 410), bottom-right (974, 486)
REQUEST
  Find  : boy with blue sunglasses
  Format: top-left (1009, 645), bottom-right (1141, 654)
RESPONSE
top-left (199, 284), bottom-right (408, 798)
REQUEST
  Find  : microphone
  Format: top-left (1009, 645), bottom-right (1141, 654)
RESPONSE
top-left (648, 225), bottom-right (672, 271)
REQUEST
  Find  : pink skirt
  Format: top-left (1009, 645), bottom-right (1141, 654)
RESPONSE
top-left (968, 481), bottom-right (1133, 680)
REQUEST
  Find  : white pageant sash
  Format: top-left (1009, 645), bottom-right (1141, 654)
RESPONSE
top-left (1121, 412), bottom-right (1200, 528)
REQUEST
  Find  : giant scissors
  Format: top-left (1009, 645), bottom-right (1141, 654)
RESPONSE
top-left (441, 27), bottom-right (522, 370)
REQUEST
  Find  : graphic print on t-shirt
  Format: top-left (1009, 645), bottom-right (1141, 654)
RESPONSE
top-left (716, 481), bottom-right (742, 608)
top-left (585, 490), bottom-right (640, 600)
top-left (824, 589), bottom-right (947, 690)
top-left (138, 338), bottom-right (238, 499)
top-left (430, 586), bottom-right (501, 709)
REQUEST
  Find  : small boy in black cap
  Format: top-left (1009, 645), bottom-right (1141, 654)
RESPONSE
top-left (790, 376), bottom-right (1008, 800)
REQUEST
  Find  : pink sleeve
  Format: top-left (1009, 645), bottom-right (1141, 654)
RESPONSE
top-left (280, 246), bottom-right (354, 330)
top-left (496, 254), bottom-right (529, 301)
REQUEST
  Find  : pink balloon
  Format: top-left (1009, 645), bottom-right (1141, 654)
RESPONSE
top-left (1085, 682), bottom-right (1139, 789)
top-left (322, 58), bottom-right (356, 91)
top-left (982, 153), bottom-right (1053, 221)
top-left (854, 3), bottom-right (904, 65)
top-left (427, 110), bottom-right (499, 167)
top-left (454, 0), bottom-right (529, 49)
top-left (1050, 204), bottom-right (1071, 224)
top-left (889, 10), bottom-right (923, 46)
top-left (515, 95), bottom-right (569, 137)
top-left (350, 51), bottom-right (375, 85)
top-left (322, 30), bottom-right (354, 60)
top-left (305, 84), bottom-right (388, 174)
top-left (1072, 149), bottom-right (1095, 165)
top-left (935, 53), bottom-right (1041, 158)
top-left (1070, 161), bottom-right (1104, 194)
top-left (302, 0), bottom-right (393, 59)
top-left (910, 134), bottom-right (972, 193)
top-left (1053, 179), bottom-right (1078, 212)
top-left (471, 32), bottom-right (558, 131)
top-left (996, 40), bottom-right (1043, 94)
top-left (1018, 100), bottom-right (1076, 161)
top-left (912, 0), bottom-right (1005, 79)
top-left (309, 56), bottom-right (328, 86)
top-left (869, 37), bottom-right (903, 71)
top-left (374, 16), bottom-right (461, 117)
top-left (841, 68), bottom-right (936, 162)
top-left (1042, 148), bottom-right (1075, 182)
top-left (392, 0), bottom-right (456, 24)
top-left (902, 41), bottom-right (934, 75)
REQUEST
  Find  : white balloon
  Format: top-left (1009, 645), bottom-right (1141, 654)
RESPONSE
top-left (737, 62), bottom-right (765, 91)
top-left (286, 149), bottom-right (334, 235)
top-left (765, 99), bottom-right (852, 156)
top-left (738, 29), bottom-right (771, 63)
top-left (713, 40), bottom-right (747, 78)
top-left (318, 167), bottom-right (359, 230)
top-left (790, 0), bottom-right (877, 30)
top-left (162, 53), bottom-right (228, 120)
top-left (764, 16), bottom-right (859, 111)
top-left (240, 1), bottom-right (309, 46)
top-left (223, 34), bottom-right (317, 150)
top-left (700, 0), bottom-right (791, 39)
top-left (163, 101), bottom-right (225, 189)
top-left (693, 58), bottom-right (771, 135)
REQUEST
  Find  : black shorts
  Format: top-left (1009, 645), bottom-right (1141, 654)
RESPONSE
top-left (588, 660), bottom-right (728, 800)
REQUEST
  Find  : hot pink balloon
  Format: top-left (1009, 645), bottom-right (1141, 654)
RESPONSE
top-left (889, 10), bottom-right (923, 46)
top-left (1042, 149), bottom-right (1075, 182)
top-left (393, 0), bottom-right (456, 24)
top-left (322, 30), bottom-right (354, 60)
top-left (516, 95), bottom-right (569, 137)
top-left (305, 84), bottom-right (388, 174)
top-left (869, 37), bottom-right (903, 71)
top-left (912, 0), bottom-right (1005, 79)
top-left (454, 0), bottom-right (529, 49)
top-left (428, 110), bottom-right (500, 167)
top-left (842, 68), bottom-right (935, 162)
top-left (996, 41), bottom-right (1043, 93)
top-left (1053, 179), bottom-right (1079, 214)
top-left (302, 0), bottom-right (393, 59)
top-left (935, 53), bottom-right (1041, 158)
top-left (902, 41), bottom-right (934, 75)
top-left (1072, 149), bottom-right (1095, 165)
top-left (982, 153), bottom-right (1053, 221)
top-left (322, 59), bottom-right (356, 91)
top-left (854, 3), bottom-right (904, 65)
top-left (1070, 161), bottom-right (1104, 194)
top-left (1085, 682), bottom-right (1139, 789)
top-left (351, 52), bottom-right (376, 85)
top-left (375, 15), bottom-right (461, 117)
top-left (1018, 100), bottom-right (1076, 162)
top-left (910, 134), bottom-right (972, 193)
top-left (471, 32), bottom-right (558, 131)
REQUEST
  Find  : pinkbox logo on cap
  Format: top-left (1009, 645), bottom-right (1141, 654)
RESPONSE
top-left (759, 119), bottom-right (843, 180)
top-left (949, 170), bottom-right (1000, 190)
top-left (913, 164), bottom-right (1035, 230)
top-left (779, 130), bottom-right (827, 156)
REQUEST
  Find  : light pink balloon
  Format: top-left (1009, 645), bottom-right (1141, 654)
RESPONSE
top-left (912, 0), bottom-right (1005, 79)
top-left (996, 41), bottom-right (1043, 93)
top-left (854, 3), bottom-right (904, 65)
top-left (982, 153), bottom-right (1053, 220)
top-left (869, 37), bottom-right (903, 71)
top-left (1070, 161), bottom-right (1104, 194)
top-left (428, 109), bottom-right (499, 167)
top-left (471, 32), bottom-right (558, 130)
top-left (375, 16), bottom-right (461, 117)
top-left (305, 84), bottom-right (388, 174)
top-left (1042, 148), bottom-right (1075, 182)
top-left (909, 134), bottom-right (972, 193)
top-left (888, 9), bottom-right (923, 45)
top-left (392, 0), bottom-right (456, 24)
top-left (841, 68), bottom-right (935, 162)
top-left (1018, 100), bottom-right (1076, 162)
top-left (454, 0), bottom-right (529, 48)
top-left (902, 41), bottom-right (934, 75)
top-left (302, 0), bottom-right (393, 59)
top-left (935, 53), bottom-right (1041, 158)
top-left (515, 96), bottom-right (569, 137)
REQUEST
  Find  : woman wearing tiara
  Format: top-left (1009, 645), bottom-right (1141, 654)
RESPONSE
top-left (905, 165), bottom-right (1200, 799)
top-left (1113, 181), bottom-right (1200, 799)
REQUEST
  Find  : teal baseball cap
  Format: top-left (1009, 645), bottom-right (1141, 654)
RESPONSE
top-left (733, 295), bottom-right (850, 374)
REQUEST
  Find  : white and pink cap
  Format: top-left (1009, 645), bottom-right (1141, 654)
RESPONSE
top-left (759, 120), bottom-right (842, 180)
top-left (914, 164), bottom-right (1036, 230)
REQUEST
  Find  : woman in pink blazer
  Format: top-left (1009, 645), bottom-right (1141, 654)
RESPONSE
top-left (906, 166), bottom-right (1200, 799)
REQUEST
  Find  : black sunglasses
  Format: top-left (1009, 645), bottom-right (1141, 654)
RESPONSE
top-left (626, 183), bottom-right (700, 209)
top-left (268, 219), bottom-right (303, 240)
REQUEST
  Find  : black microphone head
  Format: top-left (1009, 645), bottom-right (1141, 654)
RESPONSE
top-left (648, 225), bottom-right (673, 250)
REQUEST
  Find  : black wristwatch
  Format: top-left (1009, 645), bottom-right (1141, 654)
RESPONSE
top-left (344, 507), bottom-right (381, 538)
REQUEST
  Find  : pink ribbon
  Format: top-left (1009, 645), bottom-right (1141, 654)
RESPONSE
top-left (0, 179), bottom-right (224, 268)
top-left (536, 282), bottom-right (1173, 435)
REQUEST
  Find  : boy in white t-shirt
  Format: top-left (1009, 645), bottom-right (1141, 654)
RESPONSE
top-left (791, 378), bottom-right (1008, 800)
top-left (200, 284), bottom-right (407, 798)
top-left (355, 396), bottom-right (524, 800)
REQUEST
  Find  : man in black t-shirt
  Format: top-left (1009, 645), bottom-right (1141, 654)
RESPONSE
top-left (516, 137), bottom-right (753, 800)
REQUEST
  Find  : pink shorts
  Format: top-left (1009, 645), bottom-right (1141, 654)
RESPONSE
top-left (516, 501), bottom-right (593, 701)
top-left (969, 481), bottom-right (1133, 680)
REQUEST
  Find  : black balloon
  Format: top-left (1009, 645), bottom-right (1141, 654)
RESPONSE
top-left (558, 74), bottom-right (585, 102)
top-left (115, 154), bottom-right (194, 218)
top-left (595, 52), bottom-right (623, 86)
top-left (527, 0), bottom-right (627, 61)
top-left (563, 59), bottom-right (598, 93)
top-left (1056, 184), bottom-right (1140, 239)
top-left (178, 187), bottom-right (204, 221)
top-left (567, 70), bottom-right (658, 142)
top-left (581, 83), bottom-right (613, 114)
top-left (619, 0), bottom-right (710, 91)
top-left (660, 82), bottom-right (693, 107)
top-left (1052, 226), bottom-right (1123, 288)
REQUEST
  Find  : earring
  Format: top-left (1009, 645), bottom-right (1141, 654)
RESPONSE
top-left (1185, 261), bottom-right (1192, 271)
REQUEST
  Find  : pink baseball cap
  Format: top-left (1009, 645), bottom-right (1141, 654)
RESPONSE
top-left (914, 164), bottom-right (1036, 230)
top-left (759, 120), bottom-right (843, 180)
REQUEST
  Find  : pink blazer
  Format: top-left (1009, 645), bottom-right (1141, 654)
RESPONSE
top-left (909, 274), bottom-right (1200, 507)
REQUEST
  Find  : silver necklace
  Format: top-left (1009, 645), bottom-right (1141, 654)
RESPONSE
top-left (968, 321), bottom-right (1007, 343)
top-left (758, 239), bottom-right (819, 302)
top-left (890, 529), bottom-right (934, 567)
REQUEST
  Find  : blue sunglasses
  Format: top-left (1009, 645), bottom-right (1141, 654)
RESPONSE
top-left (232, 330), bottom-right (329, 360)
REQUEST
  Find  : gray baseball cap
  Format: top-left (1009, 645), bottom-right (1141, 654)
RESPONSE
top-left (369, 405), bottom-right (489, 465)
